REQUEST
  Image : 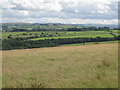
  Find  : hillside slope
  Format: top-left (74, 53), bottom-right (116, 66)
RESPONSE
top-left (2, 43), bottom-right (118, 88)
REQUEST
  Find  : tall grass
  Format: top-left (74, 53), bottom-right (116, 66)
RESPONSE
top-left (2, 43), bottom-right (118, 88)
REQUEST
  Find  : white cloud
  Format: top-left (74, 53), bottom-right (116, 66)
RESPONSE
top-left (19, 10), bottom-right (29, 16)
top-left (2, 17), bottom-right (118, 25)
top-left (0, 0), bottom-right (118, 24)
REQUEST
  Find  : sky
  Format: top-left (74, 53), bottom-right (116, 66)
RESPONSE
top-left (0, 0), bottom-right (119, 24)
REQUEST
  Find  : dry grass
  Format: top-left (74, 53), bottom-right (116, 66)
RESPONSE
top-left (2, 43), bottom-right (118, 88)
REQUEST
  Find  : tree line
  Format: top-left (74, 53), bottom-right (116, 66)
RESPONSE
top-left (2, 23), bottom-right (113, 32)
top-left (5, 27), bottom-right (111, 32)
top-left (2, 36), bottom-right (120, 50)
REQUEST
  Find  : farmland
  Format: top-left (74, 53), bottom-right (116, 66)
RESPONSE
top-left (2, 43), bottom-right (118, 88)
top-left (2, 30), bottom-right (119, 40)
top-left (1, 23), bottom-right (119, 40)
top-left (59, 40), bottom-right (119, 47)
top-left (2, 28), bottom-right (119, 50)
top-left (1, 23), bottom-right (119, 50)
top-left (1, 23), bottom-right (119, 88)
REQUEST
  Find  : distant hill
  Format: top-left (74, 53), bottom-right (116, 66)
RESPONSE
top-left (72, 24), bottom-right (118, 29)
top-left (1, 23), bottom-right (117, 28)
top-left (1, 23), bottom-right (118, 32)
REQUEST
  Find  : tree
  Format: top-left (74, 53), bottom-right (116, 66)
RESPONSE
top-left (8, 34), bottom-right (12, 39)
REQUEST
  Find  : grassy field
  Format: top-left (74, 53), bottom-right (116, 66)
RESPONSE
top-left (30, 34), bottom-right (113, 40)
top-left (59, 40), bottom-right (119, 47)
top-left (2, 30), bottom-right (118, 40)
top-left (2, 43), bottom-right (118, 88)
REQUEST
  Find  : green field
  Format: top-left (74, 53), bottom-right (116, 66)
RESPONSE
top-left (2, 43), bottom-right (118, 88)
top-left (2, 32), bottom-right (27, 39)
top-left (2, 30), bottom-right (118, 40)
top-left (30, 34), bottom-right (113, 40)
top-left (59, 40), bottom-right (119, 47)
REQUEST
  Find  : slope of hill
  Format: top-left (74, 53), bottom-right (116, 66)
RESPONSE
top-left (2, 43), bottom-right (118, 88)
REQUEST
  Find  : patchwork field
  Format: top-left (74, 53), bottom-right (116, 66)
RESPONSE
top-left (2, 43), bottom-right (118, 88)
top-left (2, 30), bottom-right (118, 40)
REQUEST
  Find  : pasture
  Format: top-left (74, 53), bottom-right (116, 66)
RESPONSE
top-left (2, 43), bottom-right (118, 88)
top-left (2, 30), bottom-right (118, 40)
top-left (59, 40), bottom-right (119, 47)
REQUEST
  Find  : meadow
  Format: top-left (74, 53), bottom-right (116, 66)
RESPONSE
top-left (59, 40), bottom-right (119, 47)
top-left (2, 30), bottom-right (118, 40)
top-left (2, 43), bottom-right (118, 88)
